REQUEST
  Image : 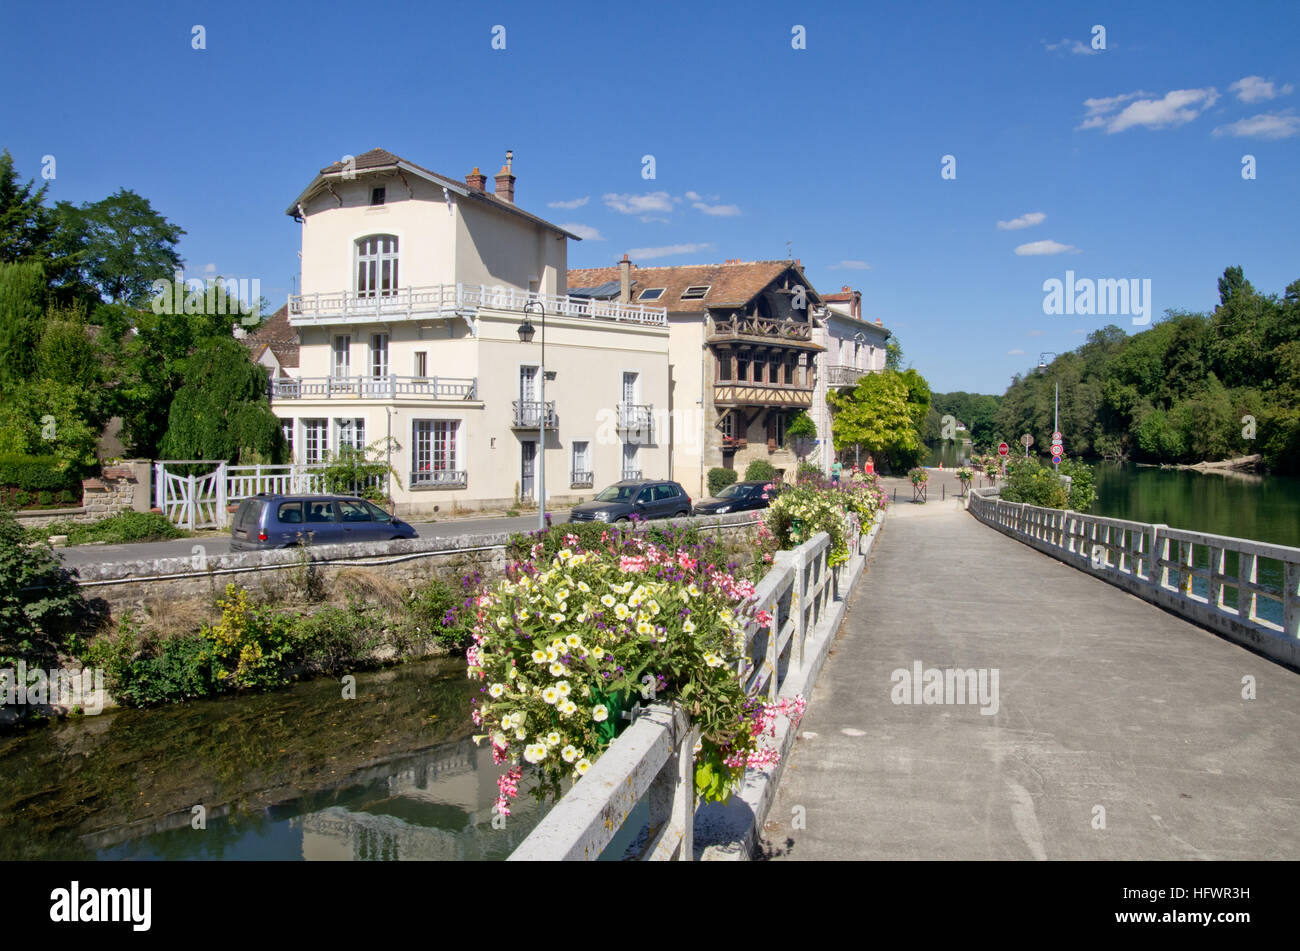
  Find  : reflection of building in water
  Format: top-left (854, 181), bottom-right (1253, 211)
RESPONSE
top-left (293, 739), bottom-right (540, 860)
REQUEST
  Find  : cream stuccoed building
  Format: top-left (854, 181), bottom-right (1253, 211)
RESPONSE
top-left (811, 285), bottom-right (891, 473)
top-left (274, 148), bottom-right (670, 516)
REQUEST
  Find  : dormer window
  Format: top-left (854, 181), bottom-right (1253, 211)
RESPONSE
top-left (356, 235), bottom-right (399, 298)
top-left (638, 288), bottom-right (665, 301)
top-left (680, 285), bottom-right (710, 300)
top-left (370, 187), bottom-right (386, 206)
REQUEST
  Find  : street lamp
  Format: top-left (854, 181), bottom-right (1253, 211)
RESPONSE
top-left (518, 300), bottom-right (546, 532)
top-left (1037, 352), bottom-right (1059, 473)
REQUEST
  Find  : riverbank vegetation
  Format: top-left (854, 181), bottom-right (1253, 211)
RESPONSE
top-left (995, 268), bottom-right (1300, 473)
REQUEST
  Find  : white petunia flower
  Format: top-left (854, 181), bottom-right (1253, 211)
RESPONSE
top-left (592, 704), bottom-right (609, 723)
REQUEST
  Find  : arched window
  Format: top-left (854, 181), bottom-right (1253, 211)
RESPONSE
top-left (356, 235), bottom-right (399, 298)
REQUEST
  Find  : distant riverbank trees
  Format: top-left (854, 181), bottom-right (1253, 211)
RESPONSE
top-left (994, 267), bottom-right (1300, 473)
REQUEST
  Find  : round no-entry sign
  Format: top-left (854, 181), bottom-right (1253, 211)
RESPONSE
top-left (998, 442), bottom-right (1009, 456)
top-left (1052, 454), bottom-right (1062, 464)
top-left (1051, 443), bottom-right (1063, 455)
top-left (1052, 431), bottom-right (1062, 441)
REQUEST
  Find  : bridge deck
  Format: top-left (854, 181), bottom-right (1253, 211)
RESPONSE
top-left (763, 500), bottom-right (1300, 860)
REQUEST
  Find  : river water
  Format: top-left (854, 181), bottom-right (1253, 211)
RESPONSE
top-left (0, 658), bottom-right (554, 861)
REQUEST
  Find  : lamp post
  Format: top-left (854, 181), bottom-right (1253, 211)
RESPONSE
top-left (1037, 352), bottom-right (1059, 473)
top-left (518, 301), bottom-right (546, 532)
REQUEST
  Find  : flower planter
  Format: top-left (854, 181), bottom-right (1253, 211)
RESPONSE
top-left (592, 689), bottom-right (627, 747)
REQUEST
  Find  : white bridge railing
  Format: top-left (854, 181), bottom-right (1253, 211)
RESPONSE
top-left (968, 488), bottom-right (1300, 667)
top-left (510, 522), bottom-right (860, 862)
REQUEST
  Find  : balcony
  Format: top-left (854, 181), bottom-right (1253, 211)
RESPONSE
top-left (713, 383), bottom-right (814, 409)
top-left (411, 468), bottom-right (467, 489)
top-left (825, 365), bottom-right (868, 388)
top-left (270, 375), bottom-right (478, 401)
top-left (570, 470), bottom-right (594, 489)
top-left (512, 400), bottom-right (558, 429)
top-left (721, 435), bottom-right (748, 451)
top-left (620, 469), bottom-right (643, 481)
top-left (708, 316), bottom-right (822, 349)
top-left (617, 403), bottom-right (655, 439)
top-left (288, 283), bottom-right (668, 327)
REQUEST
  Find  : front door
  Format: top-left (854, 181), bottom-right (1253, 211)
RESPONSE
top-left (520, 441), bottom-right (536, 501)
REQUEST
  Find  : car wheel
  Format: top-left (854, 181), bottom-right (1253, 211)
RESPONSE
top-left (674, 510), bottom-right (688, 518)
top-left (615, 517), bottom-right (630, 523)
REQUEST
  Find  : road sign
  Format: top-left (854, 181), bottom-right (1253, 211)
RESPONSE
top-left (1021, 434), bottom-right (1033, 448)
top-left (998, 442), bottom-right (1009, 456)
top-left (1052, 454), bottom-right (1062, 464)
top-left (1052, 431), bottom-right (1062, 441)
top-left (1051, 444), bottom-right (1063, 455)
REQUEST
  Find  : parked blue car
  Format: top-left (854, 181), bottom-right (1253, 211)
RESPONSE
top-left (230, 494), bottom-right (417, 550)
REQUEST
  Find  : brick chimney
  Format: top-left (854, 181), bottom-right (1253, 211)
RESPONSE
top-left (618, 254), bottom-right (632, 304)
top-left (466, 167), bottom-right (486, 192)
top-left (494, 150), bottom-right (515, 204)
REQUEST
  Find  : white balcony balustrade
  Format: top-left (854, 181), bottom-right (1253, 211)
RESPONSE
top-left (270, 375), bottom-right (478, 401)
top-left (512, 400), bottom-right (558, 429)
top-left (288, 283), bottom-right (668, 327)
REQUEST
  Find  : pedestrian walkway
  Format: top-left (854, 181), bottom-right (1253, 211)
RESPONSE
top-left (761, 504), bottom-right (1300, 860)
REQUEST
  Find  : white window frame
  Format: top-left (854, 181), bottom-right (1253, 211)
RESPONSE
top-left (413, 351), bottom-right (428, 379)
top-left (355, 234), bottom-right (399, 299)
top-left (332, 335), bottom-right (351, 378)
top-left (303, 418), bottom-right (329, 465)
top-left (335, 417), bottom-right (366, 452)
top-left (680, 284), bottom-right (711, 300)
top-left (370, 333), bottom-right (389, 378)
top-left (412, 418), bottom-right (463, 485)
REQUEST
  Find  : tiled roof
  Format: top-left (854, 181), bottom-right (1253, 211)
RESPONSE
top-left (242, 304), bottom-right (299, 368)
top-left (295, 148), bottom-right (582, 240)
top-left (566, 259), bottom-right (821, 314)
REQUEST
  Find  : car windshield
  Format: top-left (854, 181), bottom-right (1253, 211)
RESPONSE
top-left (363, 501), bottom-right (392, 520)
top-left (594, 484), bottom-right (638, 503)
top-left (716, 483), bottom-right (749, 499)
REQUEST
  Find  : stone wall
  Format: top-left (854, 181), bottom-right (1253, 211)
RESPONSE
top-left (69, 511), bottom-right (763, 621)
top-left (14, 460), bottom-right (151, 531)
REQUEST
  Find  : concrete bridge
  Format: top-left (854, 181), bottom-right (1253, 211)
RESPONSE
top-left (761, 497), bottom-right (1300, 860)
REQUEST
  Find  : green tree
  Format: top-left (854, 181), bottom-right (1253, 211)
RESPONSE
top-left (157, 337), bottom-right (284, 463)
top-left (828, 370), bottom-right (920, 472)
top-left (57, 189), bottom-right (184, 306)
top-left (885, 336), bottom-right (903, 370)
top-left (0, 260), bottom-right (46, 386)
top-left (0, 150), bottom-right (55, 264)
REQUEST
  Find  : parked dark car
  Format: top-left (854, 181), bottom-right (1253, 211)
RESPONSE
top-left (230, 494), bottom-right (417, 550)
top-left (692, 480), bottom-right (777, 516)
top-left (568, 480), bottom-right (692, 523)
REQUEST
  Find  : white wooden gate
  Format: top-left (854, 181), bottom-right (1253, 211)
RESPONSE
top-left (154, 461), bottom-right (227, 530)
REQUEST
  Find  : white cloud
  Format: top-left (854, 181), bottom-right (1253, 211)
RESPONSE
top-left (1007, 349), bottom-right (1026, 355)
top-left (1078, 87), bottom-right (1219, 133)
top-left (624, 242), bottom-right (713, 260)
top-left (1026, 329), bottom-right (1044, 337)
top-left (1212, 112), bottom-right (1300, 140)
top-left (1230, 75), bottom-right (1294, 103)
top-left (1072, 328), bottom-right (1087, 334)
top-left (547, 196), bottom-right (590, 209)
top-left (997, 212), bottom-right (1046, 230)
top-left (639, 216), bottom-right (670, 224)
top-left (1043, 37), bottom-right (1099, 56)
top-left (692, 201), bottom-right (741, 217)
top-left (559, 223), bottom-right (604, 240)
top-left (684, 190), bottom-right (702, 201)
top-left (603, 192), bottom-right (674, 215)
top-left (1014, 240), bottom-right (1079, 256)
top-left (827, 260), bottom-right (871, 270)
top-left (203, 263), bottom-right (217, 274)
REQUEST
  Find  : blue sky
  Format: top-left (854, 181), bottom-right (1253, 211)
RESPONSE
top-left (3, 0), bottom-right (1297, 393)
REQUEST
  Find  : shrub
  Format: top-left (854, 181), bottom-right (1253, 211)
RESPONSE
top-left (202, 584), bottom-right (304, 690)
top-left (0, 507), bottom-right (90, 665)
top-left (86, 617), bottom-right (216, 707)
top-left (796, 461), bottom-right (824, 484)
top-left (12, 490), bottom-right (29, 507)
top-left (403, 577), bottom-right (478, 652)
top-left (59, 489), bottom-right (76, 504)
top-left (707, 467), bottom-right (738, 497)
top-left (32, 511), bottom-right (182, 546)
top-left (0, 453), bottom-right (80, 492)
top-left (37, 490), bottom-right (52, 506)
top-left (1000, 458), bottom-right (1069, 509)
top-left (786, 412), bottom-right (817, 439)
top-left (297, 599), bottom-right (385, 674)
top-left (506, 522), bottom-right (612, 563)
top-left (744, 459), bottom-right (777, 483)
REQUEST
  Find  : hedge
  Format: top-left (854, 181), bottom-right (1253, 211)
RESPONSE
top-left (0, 453), bottom-right (81, 492)
top-left (707, 467), bottom-right (738, 496)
